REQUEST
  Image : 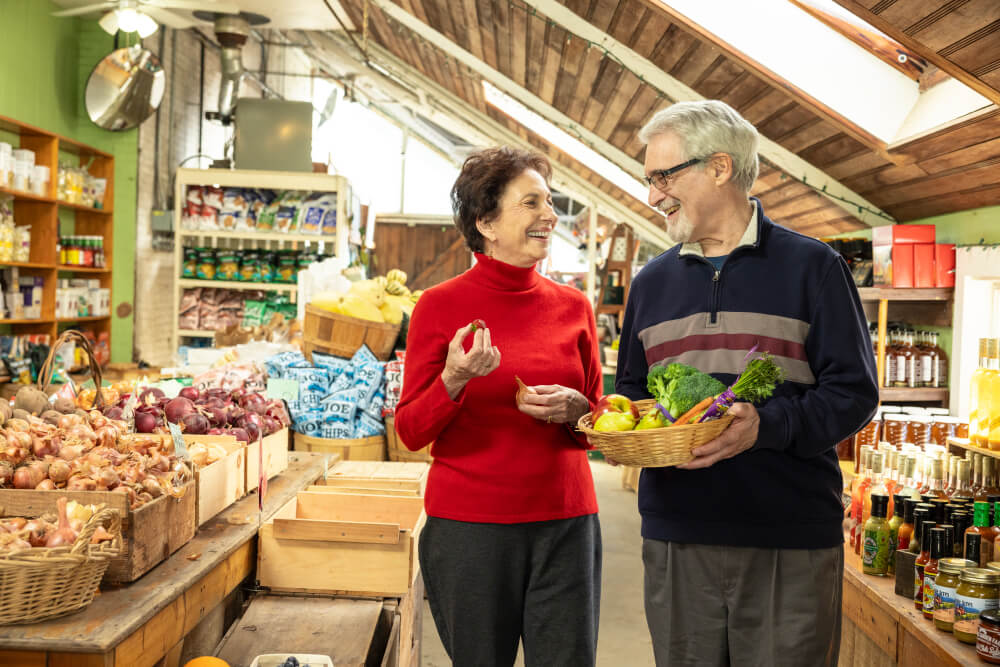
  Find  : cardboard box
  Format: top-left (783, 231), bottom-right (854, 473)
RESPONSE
top-left (874, 243), bottom-right (914, 287)
top-left (936, 244), bottom-right (956, 287)
top-left (913, 243), bottom-right (936, 288)
top-left (872, 224), bottom-right (935, 246)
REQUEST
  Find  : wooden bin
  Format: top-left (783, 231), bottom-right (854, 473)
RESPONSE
top-left (190, 435), bottom-right (246, 525)
top-left (247, 428), bottom-right (291, 492)
top-left (294, 432), bottom-right (387, 461)
top-left (304, 304), bottom-right (400, 362)
top-left (319, 460), bottom-right (429, 497)
top-left (0, 481), bottom-right (196, 583)
top-left (385, 417), bottom-right (432, 463)
top-left (258, 491), bottom-right (425, 597)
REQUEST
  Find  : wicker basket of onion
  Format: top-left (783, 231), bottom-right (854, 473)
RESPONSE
top-left (0, 497), bottom-right (121, 624)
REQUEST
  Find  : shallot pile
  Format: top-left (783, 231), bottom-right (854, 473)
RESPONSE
top-left (0, 497), bottom-right (116, 553)
top-left (0, 411), bottom-right (191, 510)
top-left (111, 387), bottom-right (290, 442)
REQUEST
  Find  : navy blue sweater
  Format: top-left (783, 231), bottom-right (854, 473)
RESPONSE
top-left (616, 200), bottom-right (878, 549)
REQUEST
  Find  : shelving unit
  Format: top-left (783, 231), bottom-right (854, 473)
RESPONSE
top-left (0, 114), bottom-right (113, 345)
top-left (859, 286), bottom-right (953, 406)
top-left (172, 168), bottom-right (350, 352)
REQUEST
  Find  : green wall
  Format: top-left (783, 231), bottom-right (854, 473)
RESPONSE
top-left (0, 0), bottom-right (137, 363)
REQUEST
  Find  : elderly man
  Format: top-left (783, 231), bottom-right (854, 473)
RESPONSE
top-left (615, 100), bottom-right (878, 666)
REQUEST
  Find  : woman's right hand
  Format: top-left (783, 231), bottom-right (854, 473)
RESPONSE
top-left (441, 322), bottom-right (501, 400)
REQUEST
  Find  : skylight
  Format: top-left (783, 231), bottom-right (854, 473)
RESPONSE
top-left (660, 0), bottom-right (992, 143)
top-left (482, 81), bottom-right (650, 205)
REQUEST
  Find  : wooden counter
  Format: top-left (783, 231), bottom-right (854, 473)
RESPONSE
top-left (0, 452), bottom-right (328, 667)
top-left (841, 545), bottom-right (981, 666)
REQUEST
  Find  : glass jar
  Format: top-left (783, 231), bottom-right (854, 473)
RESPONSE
top-left (954, 568), bottom-right (1000, 644)
top-left (854, 419), bottom-right (881, 469)
top-left (909, 416), bottom-right (932, 446)
top-left (935, 557), bottom-right (977, 631)
top-left (931, 416), bottom-right (963, 446)
top-left (978, 610), bottom-right (1000, 664)
top-left (884, 415), bottom-right (908, 448)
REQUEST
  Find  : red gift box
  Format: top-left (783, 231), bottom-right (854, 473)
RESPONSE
top-left (935, 243), bottom-right (955, 287)
top-left (913, 244), bottom-right (936, 288)
top-left (872, 224), bottom-right (936, 245)
top-left (872, 225), bottom-right (936, 288)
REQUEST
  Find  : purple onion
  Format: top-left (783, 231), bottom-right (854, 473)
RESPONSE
top-left (180, 412), bottom-right (210, 435)
top-left (135, 412), bottom-right (157, 433)
top-left (179, 386), bottom-right (200, 401)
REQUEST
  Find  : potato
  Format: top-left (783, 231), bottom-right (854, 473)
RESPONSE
top-left (14, 386), bottom-right (50, 416)
top-left (12, 408), bottom-right (32, 422)
top-left (40, 410), bottom-right (63, 426)
top-left (52, 397), bottom-right (76, 414)
top-left (0, 401), bottom-right (11, 426)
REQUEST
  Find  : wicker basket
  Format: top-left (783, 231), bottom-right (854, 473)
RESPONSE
top-left (0, 507), bottom-right (122, 625)
top-left (385, 417), bottom-right (432, 463)
top-left (293, 432), bottom-right (387, 461)
top-left (303, 304), bottom-right (400, 362)
top-left (576, 399), bottom-right (735, 467)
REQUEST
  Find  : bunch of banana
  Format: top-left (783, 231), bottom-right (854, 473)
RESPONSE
top-left (309, 267), bottom-right (422, 325)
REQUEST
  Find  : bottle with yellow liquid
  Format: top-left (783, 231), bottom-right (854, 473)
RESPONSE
top-left (988, 339), bottom-right (1000, 451)
top-left (971, 338), bottom-right (991, 448)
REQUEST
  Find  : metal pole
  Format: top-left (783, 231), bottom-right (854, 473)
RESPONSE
top-left (399, 127), bottom-right (408, 214)
top-left (586, 205), bottom-right (598, 305)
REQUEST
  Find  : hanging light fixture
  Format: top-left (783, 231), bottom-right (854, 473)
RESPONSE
top-left (98, 7), bottom-right (159, 38)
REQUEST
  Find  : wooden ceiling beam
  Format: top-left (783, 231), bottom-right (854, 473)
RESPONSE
top-left (319, 32), bottom-right (674, 248)
top-left (520, 0), bottom-right (894, 226)
top-left (833, 0), bottom-right (1000, 108)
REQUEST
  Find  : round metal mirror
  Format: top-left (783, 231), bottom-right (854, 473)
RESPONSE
top-left (85, 45), bottom-right (165, 131)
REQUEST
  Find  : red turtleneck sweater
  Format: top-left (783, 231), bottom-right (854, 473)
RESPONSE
top-left (395, 253), bottom-right (601, 523)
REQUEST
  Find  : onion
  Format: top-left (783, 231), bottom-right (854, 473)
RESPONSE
top-left (31, 435), bottom-right (58, 458)
top-left (13, 465), bottom-right (43, 489)
top-left (266, 402), bottom-right (291, 427)
top-left (203, 406), bottom-right (227, 427)
top-left (181, 412), bottom-right (210, 435)
top-left (57, 413), bottom-right (83, 430)
top-left (66, 476), bottom-right (97, 491)
top-left (179, 387), bottom-right (200, 401)
top-left (164, 397), bottom-right (196, 423)
top-left (4, 418), bottom-right (29, 432)
top-left (207, 428), bottom-right (225, 436)
top-left (35, 478), bottom-right (55, 490)
top-left (45, 497), bottom-right (78, 548)
top-left (226, 427), bottom-right (250, 443)
top-left (135, 412), bottom-right (157, 433)
top-left (48, 459), bottom-right (71, 484)
top-left (24, 519), bottom-right (48, 547)
top-left (200, 397), bottom-right (225, 410)
top-left (96, 467), bottom-right (119, 490)
top-left (140, 387), bottom-right (165, 405)
top-left (58, 444), bottom-right (84, 461)
top-left (103, 405), bottom-right (124, 421)
top-left (142, 477), bottom-right (164, 497)
top-left (261, 416), bottom-right (281, 435)
top-left (0, 461), bottom-right (12, 486)
top-left (94, 426), bottom-right (117, 449)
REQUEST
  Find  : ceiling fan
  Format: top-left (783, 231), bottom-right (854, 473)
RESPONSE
top-left (53, 0), bottom-right (240, 37)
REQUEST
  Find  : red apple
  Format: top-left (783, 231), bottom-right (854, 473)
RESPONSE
top-left (593, 394), bottom-right (640, 421)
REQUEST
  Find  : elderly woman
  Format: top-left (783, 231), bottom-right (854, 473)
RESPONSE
top-left (394, 147), bottom-right (602, 666)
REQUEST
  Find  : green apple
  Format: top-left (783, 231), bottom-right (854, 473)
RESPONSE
top-left (593, 411), bottom-right (636, 432)
top-left (635, 407), bottom-right (668, 430)
top-left (593, 393), bottom-right (640, 421)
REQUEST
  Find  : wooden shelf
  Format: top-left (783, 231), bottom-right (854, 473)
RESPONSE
top-left (947, 437), bottom-right (1000, 460)
top-left (59, 315), bottom-right (110, 323)
top-left (880, 387), bottom-right (950, 402)
top-left (178, 229), bottom-right (337, 244)
top-left (0, 318), bottom-right (53, 324)
top-left (858, 287), bottom-right (954, 302)
top-left (177, 329), bottom-right (216, 338)
top-left (0, 185), bottom-right (54, 204)
top-left (58, 201), bottom-right (111, 215)
top-left (57, 265), bottom-right (111, 273)
top-left (177, 278), bottom-right (297, 292)
top-left (0, 260), bottom-right (55, 269)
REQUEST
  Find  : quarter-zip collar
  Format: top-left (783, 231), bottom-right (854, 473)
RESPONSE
top-left (471, 252), bottom-right (541, 292)
top-left (678, 198), bottom-right (761, 259)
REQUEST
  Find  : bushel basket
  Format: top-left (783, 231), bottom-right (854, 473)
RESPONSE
top-left (0, 507), bottom-right (122, 625)
top-left (577, 399), bottom-right (735, 467)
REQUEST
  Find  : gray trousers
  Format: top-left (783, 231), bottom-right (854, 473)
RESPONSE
top-left (419, 514), bottom-right (602, 667)
top-left (643, 540), bottom-right (843, 667)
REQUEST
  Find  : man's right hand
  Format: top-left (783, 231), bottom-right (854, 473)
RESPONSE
top-left (441, 322), bottom-right (501, 400)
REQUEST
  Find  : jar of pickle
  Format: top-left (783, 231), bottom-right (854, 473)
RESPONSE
top-left (954, 568), bottom-right (1000, 644)
top-left (884, 414), bottom-right (909, 448)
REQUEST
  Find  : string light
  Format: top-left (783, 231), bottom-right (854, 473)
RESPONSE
top-left (372, 0), bottom-right (895, 223)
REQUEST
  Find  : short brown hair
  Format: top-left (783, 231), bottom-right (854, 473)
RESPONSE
top-left (450, 147), bottom-right (552, 253)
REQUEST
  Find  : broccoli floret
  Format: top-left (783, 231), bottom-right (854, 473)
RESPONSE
top-left (646, 362), bottom-right (700, 401)
top-left (664, 373), bottom-right (726, 418)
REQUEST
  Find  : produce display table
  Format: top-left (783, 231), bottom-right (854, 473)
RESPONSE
top-left (0, 452), bottom-right (329, 667)
top-left (841, 544), bottom-right (979, 666)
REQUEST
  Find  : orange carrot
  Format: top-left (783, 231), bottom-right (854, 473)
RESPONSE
top-left (672, 396), bottom-right (716, 426)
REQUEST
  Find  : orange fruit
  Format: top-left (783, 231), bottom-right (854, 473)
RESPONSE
top-left (183, 658), bottom-right (230, 667)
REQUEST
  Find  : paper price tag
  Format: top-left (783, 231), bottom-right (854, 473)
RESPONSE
top-left (121, 392), bottom-right (139, 432)
top-left (168, 422), bottom-right (188, 459)
top-left (267, 378), bottom-right (299, 403)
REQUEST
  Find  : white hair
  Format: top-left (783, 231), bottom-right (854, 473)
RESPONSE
top-left (638, 100), bottom-right (760, 193)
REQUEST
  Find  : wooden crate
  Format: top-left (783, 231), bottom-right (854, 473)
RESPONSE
top-left (247, 427), bottom-right (291, 492)
top-left (294, 432), bottom-right (387, 461)
top-left (191, 435), bottom-right (246, 525)
top-left (304, 304), bottom-right (400, 362)
top-left (384, 417), bottom-right (431, 463)
top-left (321, 460), bottom-right (429, 496)
top-left (258, 491), bottom-right (425, 597)
top-left (0, 480), bottom-right (196, 583)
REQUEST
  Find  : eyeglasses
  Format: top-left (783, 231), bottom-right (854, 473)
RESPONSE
top-left (643, 158), bottom-right (702, 191)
